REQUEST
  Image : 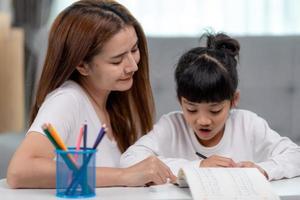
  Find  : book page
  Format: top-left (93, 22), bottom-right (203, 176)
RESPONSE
top-left (179, 166), bottom-right (280, 200)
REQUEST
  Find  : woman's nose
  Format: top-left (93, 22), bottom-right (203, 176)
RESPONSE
top-left (124, 53), bottom-right (138, 74)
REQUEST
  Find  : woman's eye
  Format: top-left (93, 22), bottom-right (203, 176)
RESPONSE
top-left (131, 47), bottom-right (139, 53)
top-left (111, 60), bottom-right (122, 65)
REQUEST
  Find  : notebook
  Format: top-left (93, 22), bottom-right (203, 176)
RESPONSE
top-left (175, 165), bottom-right (280, 200)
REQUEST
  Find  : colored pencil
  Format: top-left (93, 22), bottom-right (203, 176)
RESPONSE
top-left (67, 125), bottom-right (107, 194)
top-left (83, 123), bottom-right (87, 150)
top-left (47, 123), bottom-right (68, 151)
top-left (41, 124), bottom-right (77, 171)
top-left (75, 126), bottom-right (84, 161)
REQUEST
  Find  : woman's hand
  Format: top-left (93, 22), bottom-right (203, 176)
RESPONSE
top-left (236, 161), bottom-right (269, 179)
top-left (120, 156), bottom-right (177, 187)
top-left (200, 155), bottom-right (238, 167)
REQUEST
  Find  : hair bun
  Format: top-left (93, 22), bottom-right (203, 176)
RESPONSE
top-left (206, 33), bottom-right (240, 57)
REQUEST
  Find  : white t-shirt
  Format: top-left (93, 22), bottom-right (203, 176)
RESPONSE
top-left (28, 80), bottom-right (121, 167)
top-left (120, 109), bottom-right (300, 180)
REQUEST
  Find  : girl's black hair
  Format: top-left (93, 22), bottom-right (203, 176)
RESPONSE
top-left (175, 33), bottom-right (240, 103)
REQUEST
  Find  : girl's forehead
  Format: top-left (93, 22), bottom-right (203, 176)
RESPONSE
top-left (182, 97), bottom-right (229, 107)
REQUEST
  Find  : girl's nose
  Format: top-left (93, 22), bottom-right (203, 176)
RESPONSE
top-left (196, 115), bottom-right (211, 126)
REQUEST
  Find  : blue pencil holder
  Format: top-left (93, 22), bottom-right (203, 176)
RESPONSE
top-left (55, 147), bottom-right (97, 198)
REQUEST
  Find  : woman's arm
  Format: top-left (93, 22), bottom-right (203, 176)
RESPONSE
top-left (7, 132), bottom-right (57, 188)
top-left (120, 115), bottom-right (200, 175)
top-left (7, 132), bottom-right (176, 188)
top-left (97, 156), bottom-right (176, 187)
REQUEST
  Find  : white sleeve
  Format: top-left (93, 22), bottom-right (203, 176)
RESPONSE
top-left (28, 92), bottom-right (79, 142)
top-left (120, 114), bottom-right (201, 174)
top-left (157, 157), bottom-right (201, 175)
top-left (251, 115), bottom-right (300, 180)
top-left (120, 130), bottom-right (159, 168)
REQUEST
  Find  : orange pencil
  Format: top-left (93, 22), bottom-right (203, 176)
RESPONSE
top-left (47, 123), bottom-right (68, 151)
top-left (47, 123), bottom-right (77, 164)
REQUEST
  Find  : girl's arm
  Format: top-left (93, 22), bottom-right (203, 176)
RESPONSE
top-left (252, 116), bottom-right (300, 180)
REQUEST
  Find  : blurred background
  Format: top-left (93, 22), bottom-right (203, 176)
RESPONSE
top-left (1, 0), bottom-right (300, 178)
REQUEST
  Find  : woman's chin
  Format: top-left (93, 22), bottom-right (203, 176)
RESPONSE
top-left (115, 79), bottom-right (133, 91)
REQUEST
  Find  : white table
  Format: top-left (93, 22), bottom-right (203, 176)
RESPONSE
top-left (1, 177), bottom-right (300, 200)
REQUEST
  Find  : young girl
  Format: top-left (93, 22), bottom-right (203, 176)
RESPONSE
top-left (7, 0), bottom-right (175, 188)
top-left (120, 33), bottom-right (300, 181)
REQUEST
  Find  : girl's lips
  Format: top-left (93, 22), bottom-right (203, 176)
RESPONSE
top-left (198, 129), bottom-right (212, 137)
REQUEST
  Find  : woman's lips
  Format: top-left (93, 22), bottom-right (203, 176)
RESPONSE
top-left (119, 76), bottom-right (132, 81)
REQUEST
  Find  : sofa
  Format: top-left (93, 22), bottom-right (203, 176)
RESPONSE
top-left (147, 36), bottom-right (300, 144)
top-left (1, 35), bottom-right (300, 179)
top-left (0, 133), bottom-right (24, 178)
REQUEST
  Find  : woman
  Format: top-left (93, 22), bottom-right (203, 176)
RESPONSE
top-left (7, 0), bottom-right (175, 188)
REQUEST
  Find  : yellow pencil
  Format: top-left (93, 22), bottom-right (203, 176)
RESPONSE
top-left (47, 123), bottom-right (68, 151)
top-left (47, 123), bottom-right (77, 165)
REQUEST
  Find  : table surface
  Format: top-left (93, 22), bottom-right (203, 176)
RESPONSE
top-left (1, 177), bottom-right (300, 200)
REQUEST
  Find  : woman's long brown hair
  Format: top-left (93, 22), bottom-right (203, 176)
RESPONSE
top-left (30, 0), bottom-right (155, 152)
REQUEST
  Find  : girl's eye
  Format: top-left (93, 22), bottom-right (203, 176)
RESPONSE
top-left (186, 108), bottom-right (197, 113)
top-left (210, 109), bottom-right (222, 114)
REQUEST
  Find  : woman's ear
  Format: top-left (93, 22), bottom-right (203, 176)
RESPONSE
top-left (76, 62), bottom-right (90, 76)
top-left (231, 90), bottom-right (240, 108)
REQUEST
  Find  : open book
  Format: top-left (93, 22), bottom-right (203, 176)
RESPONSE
top-left (176, 165), bottom-right (279, 200)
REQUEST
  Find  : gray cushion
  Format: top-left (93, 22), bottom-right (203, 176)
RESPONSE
top-left (147, 36), bottom-right (300, 144)
top-left (0, 133), bottom-right (24, 179)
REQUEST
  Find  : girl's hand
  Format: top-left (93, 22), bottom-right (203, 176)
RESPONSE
top-left (120, 156), bottom-right (177, 187)
top-left (200, 155), bottom-right (238, 167)
top-left (236, 161), bottom-right (269, 179)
